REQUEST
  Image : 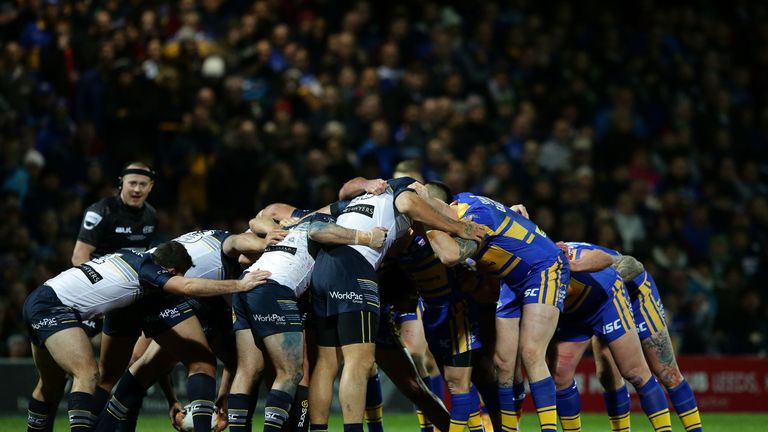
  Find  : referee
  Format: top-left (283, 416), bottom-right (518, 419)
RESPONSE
top-left (71, 161), bottom-right (158, 265)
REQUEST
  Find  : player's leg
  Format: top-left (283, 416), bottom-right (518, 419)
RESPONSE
top-left (592, 337), bottom-right (631, 432)
top-left (375, 346), bottom-right (450, 431)
top-left (309, 314), bottom-right (341, 432)
top-left (364, 364), bottom-right (385, 432)
top-left (339, 341), bottom-right (376, 429)
top-left (288, 330), bottom-right (311, 432)
top-left (494, 315), bottom-right (521, 432)
top-left (98, 305), bottom-right (143, 414)
top-left (636, 277), bottom-right (703, 432)
top-left (443, 364), bottom-right (473, 432)
top-left (45, 328), bottom-right (100, 431)
top-left (548, 339), bottom-right (590, 432)
top-left (229, 329), bottom-right (266, 432)
top-left (261, 330), bottom-right (304, 432)
top-left (29, 344), bottom-right (68, 432)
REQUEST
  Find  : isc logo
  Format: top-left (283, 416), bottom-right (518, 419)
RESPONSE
top-left (524, 288), bottom-right (539, 298)
top-left (603, 319), bottom-right (622, 333)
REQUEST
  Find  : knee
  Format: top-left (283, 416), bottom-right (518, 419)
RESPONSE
top-left (657, 366), bottom-right (684, 389)
top-left (445, 377), bottom-right (470, 394)
top-left (620, 365), bottom-right (649, 388)
top-left (187, 360), bottom-right (216, 377)
top-left (520, 341), bottom-right (546, 369)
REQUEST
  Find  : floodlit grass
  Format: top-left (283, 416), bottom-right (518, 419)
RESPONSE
top-left (1, 412), bottom-right (766, 431)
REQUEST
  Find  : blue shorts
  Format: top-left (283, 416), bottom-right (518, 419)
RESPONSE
top-left (186, 296), bottom-right (233, 339)
top-left (23, 285), bottom-right (85, 346)
top-left (103, 294), bottom-right (196, 338)
top-left (422, 296), bottom-right (481, 364)
top-left (556, 278), bottom-right (635, 344)
top-left (630, 273), bottom-right (667, 340)
top-left (311, 246), bottom-right (380, 318)
top-left (496, 257), bottom-right (569, 319)
top-left (232, 280), bottom-right (302, 339)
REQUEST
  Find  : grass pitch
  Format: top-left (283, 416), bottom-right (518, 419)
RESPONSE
top-left (1, 412), bottom-right (766, 430)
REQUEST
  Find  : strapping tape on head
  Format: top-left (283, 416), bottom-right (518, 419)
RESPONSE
top-left (120, 168), bottom-right (157, 181)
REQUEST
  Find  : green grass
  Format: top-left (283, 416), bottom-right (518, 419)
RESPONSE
top-left (2, 412), bottom-right (766, 431)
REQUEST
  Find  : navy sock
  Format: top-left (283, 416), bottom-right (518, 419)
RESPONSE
top-left (343, 424), bottom-right (364, 432)
top-left (94, 371), bottom-right (145, 432)
top-left (228, 393), bottom-right (251, 432)
top-left (187, 373), bottom-right (216, 432)
top-left (290, 384), bottom-right (310, 432)
top-left (92, 387), bottom-right (111, 418)
top-left (309, 424), bottom-right (328, 432)
top-left (68, 391), bottom-right (96, 431)
top-left (27, 397), bottom-right (52, 432)
top-left (263, 389), bottom-right (293, 432)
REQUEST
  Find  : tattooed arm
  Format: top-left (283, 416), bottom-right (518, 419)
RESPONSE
top-left (307, 219), bottom-right (388, 248)
top-left (426, 230), bottom-right (480, 266)
top-left (395, 191), bottom-right (486, 242)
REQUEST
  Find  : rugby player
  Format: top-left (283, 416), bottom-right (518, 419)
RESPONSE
top-left (91, 229), bottom-right (276, 432)
top-left (228, 209), bottom-right (388, 432)
top-left (546, 242), bottom-right (672, 432)
top-left (561, 242), bottom-right (703, 432)
top-left (307, 177), bottom-right (485, 432)
top-left (429, 192), bottom-right (569, 432)
top-left (22, 242), bottom-right (270, 432)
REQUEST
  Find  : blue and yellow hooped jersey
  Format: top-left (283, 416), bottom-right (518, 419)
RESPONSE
top-left (453, 193), bottom-right (563, 284)
top-left (564, 241), bottom-right (647, 296)
top-left (397, 232), bottom-right (461, 306)
top-left (563, 243), bottom-right (625, 316)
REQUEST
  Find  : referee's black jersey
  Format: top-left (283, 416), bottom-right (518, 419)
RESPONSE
top-left (77, 196), bottom-right (158, 258)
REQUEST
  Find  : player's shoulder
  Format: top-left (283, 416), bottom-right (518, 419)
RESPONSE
top-left (86, 196), bottom-right (117, 215)
top-left (566, 242), bottom-right (620, 256)
top-left (143, 201), bottom-right (158, 219)
top-left (387, 176), bottom-right (417, 196)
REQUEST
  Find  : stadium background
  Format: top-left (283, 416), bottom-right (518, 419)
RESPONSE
top-left (0, 0), bottom-right (767, 423)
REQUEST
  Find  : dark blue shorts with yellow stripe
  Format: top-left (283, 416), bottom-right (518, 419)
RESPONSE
top-left (556, 277), bottom-right (635, 344)
top-left (422, 296), bottom-right (482, 363)
top-left (630, 272), bottom-right (667, 341)
top-left (496, 256), bottom-right (569, 319)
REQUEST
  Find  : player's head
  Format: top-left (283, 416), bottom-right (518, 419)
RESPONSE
top-left (424, 181), bottom-right (452, 203)
top-left (118, 161), bottom-right (156, 208)
top-left (151, 241), bottom-right (193, 275)
top-left (393, 160), bottom-right (424, 183)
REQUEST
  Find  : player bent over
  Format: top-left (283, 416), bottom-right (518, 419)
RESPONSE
top-left (23, 242), bottom-right (270, 432)
top-left (547, 242), bottom-right (673, 432)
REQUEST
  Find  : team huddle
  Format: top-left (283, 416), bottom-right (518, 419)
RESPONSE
top-left (22, 163), bottom-right (704, 432)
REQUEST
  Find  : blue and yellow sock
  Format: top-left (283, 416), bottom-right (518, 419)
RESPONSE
top-left (449, 392), bottom-right (472, 432)
top-left (228, 393), bottom-right (251, 432)
top-left (669, 380), bottom-right (702, 432)
top-left (290, 384), bottom-right (310, 432)
top-left (416, 376), bottom-right (433, 432)
top-left (512, 381), bottom-right (526, 423)
top-left (264, 389), bottom-right (293, 432)
top-left (365, 373), bottom-right (384, 432)
top-left (27, 397), bottom-right (52, 432)
top-left (187, 373), bottom-right (216, 432)
top-left (529, 377), bottom-right (557, 432)
top-left (556, 381), bottom-right (582, 432)
top-left (498, 386), bottom-right (518, 432)
top-left (68, 391), bottom-right (96, 431)
top-left (468, 386), bottom-right (484, 431)
top-left (429, 375), bottom-right (445, 402)
top-left (637, 377), bottom-right (672, 432)
top-left (603, 385), bottom-right (631, 432)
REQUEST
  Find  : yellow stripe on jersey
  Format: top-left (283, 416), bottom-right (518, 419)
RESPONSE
top-left (502, 220), bottom-right (530, 241)
top-left (492, 216), bottom-right (511, 235)
top-left (477, 245), bottom-right (516, 274)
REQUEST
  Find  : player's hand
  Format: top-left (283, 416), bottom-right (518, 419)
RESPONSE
top-left (279, 217), bottom-right (300, 228)
top-left (238, 269), bottom-right (272, 291)
top-left (510, 204), bottom-right (529, 219)
top-left (364, 179), bottom-right (388, 195)
top-left (458, 220), bottom-right (486, 243)
top-left (555, 241), bottom-right (575, 260)
top-left (265, 229), bottom-right (288, 244)
top-left (362, 227), bottom-right (388, 248)
top-left (169, 401), bottom-right (183, 431)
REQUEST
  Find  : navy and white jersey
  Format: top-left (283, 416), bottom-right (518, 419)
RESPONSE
top-left (45, 251), bottom-right (174, 319)
top-left (245, 213), bottom-right (334, 297)
top-left (77, 196), bottom-right (158, 257)
top-left (335, 177), bottom-right (415, 269)
top-left (165, 230), bottom-right (234, 280)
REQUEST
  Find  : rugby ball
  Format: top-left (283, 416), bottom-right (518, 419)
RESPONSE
top-left (173, 405), bottom-right (227, 432)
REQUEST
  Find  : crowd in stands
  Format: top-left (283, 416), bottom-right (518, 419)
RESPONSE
top-left (1, 0), bottom-right (767, 357)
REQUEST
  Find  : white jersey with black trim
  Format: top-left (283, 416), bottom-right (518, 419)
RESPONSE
top-left (245, 218), bottom-right (315, 297)
top-left (45, 252), bottom-right (164, 319)
top-left (170, 230), bottom-right (230, 280)
top-left (335, 187), bottom-right (412, 269)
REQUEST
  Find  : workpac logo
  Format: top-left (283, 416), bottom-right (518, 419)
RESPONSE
top-left (329, 291), bottom-right (364, 303)
top-left (253, 313), bottom-right (286, 323)
top-left (158, 307), bottom-right (181, 319)
top-left (31, 317), bottom-right (58, 330)
top-left (342, 204), bottom-right (375, 218)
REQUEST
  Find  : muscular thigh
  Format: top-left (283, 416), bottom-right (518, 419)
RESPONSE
top-left (44, 327), bottom-right (98, 376)
top-left (263, 331), bottom-right (304, 372)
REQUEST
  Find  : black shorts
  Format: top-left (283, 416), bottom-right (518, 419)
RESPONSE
top-left (374, 304), bottom-right (400, 350)
top-left (232, 280), bottom-right (303, 339)
top-left (310, 246), bottom-right (380, 318)
top-left (23, 285), bottom-right (85, 346)
top-left (186, 296), bottom-right (233, 339)
top-left (103, 294), bottom-right (196, 338)
top-left (316, 311), bottom-right (379, 347)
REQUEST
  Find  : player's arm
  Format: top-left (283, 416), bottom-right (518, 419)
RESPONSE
top-left (339, 177), bottom-right (388, 199)
top-left (426, 230), bottom-right (480, 266)
top-left (566, 249), bottom-right (614, 273)
top-left (307, 220), bottom-right (387, 248)
top-left (161, 270), bottom-right (271, 297)
top-left (395, 191), bottom-right (486, 242)
top-left (223, 231), bottom-right (286, 257)
top-left (72, 241), bottom-right (96, 266)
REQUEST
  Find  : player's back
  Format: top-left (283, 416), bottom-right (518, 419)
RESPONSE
top-left (172, 230), bottom-right (233, 280)
top-left (454, 193), bottom-right (562, 282)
